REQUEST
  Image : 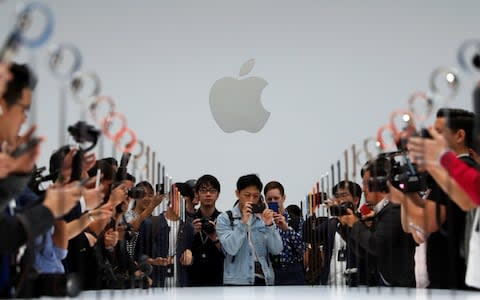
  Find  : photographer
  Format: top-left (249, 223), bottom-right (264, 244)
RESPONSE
top-left (317, 181), bottom-right (376, 286)
top-left (0, 64), bottom-right (84, 297)
top-left (408, 128), bottom-right (480, 209)
top-left (65, 181), bottom-right (128, 291)
top-left (101, 174), bottom-right (154, 289)
top-left (264, 181), bottom-right (305, 285)
top-left (216, 174), bottom-right (283, 286)
top-left (124, 181), bottom-right (163, 258)
top-left (393, 108), bottom-right (478, 289)
top-left (338, 159), bottom-right (416, 287)
top-left (135, 189), bottom-right (194, 287)
top-left (188, 175), bottom-right (224, 286)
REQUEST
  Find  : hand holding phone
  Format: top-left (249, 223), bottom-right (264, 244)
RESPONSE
top-left (267, 202), bottom-right (279, 213)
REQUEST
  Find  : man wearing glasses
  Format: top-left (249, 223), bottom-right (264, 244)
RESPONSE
top-left (188, 175), bottom-right (224, 286)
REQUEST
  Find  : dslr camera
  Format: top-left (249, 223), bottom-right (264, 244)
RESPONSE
top-left (127, 186), bottom-right (145, 199)
top-left (68, 121), bottom-right (100, 148)
top-left (251, 195), bottom-right (266, 213)
top-left (200, 217), bottom-right (216, 234)
top-left (329, 201), bottom-right (355, 217)
top-left (367, 151), bottom-right (427, 193)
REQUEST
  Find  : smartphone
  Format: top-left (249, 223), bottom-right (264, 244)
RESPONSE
top-left (267, 202), bottom-right (279, 213)
top-left (11, 137), bottom-right (41, 158)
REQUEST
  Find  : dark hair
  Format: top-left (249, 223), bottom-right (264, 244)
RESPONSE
top-left (136, 181), bottom-right (154, 194)
top-left (195, 175), bottom-right (220, 193)
top-left (286, 204), bottom-right (302, 218)
top-left (49, 145), bottom-right (71, 181)
top-left (332, 180), bottom-right (362, 199)
top-left (437, 108), bottom-right (475, 148)
top-left (236, 174), bottom-right (262, 192)
top-left (361, 158), bottom-right (389, 178)
top-left (264, 181), bottom-right (285, 196)
top-left (87, 159), bottom-right (116, 181)
top-left (125, 173), bottom-right (136, 184)
top-left (3, 63), bottom-right (37, 106)
top-left (100, 157), bottom-right (118, 168)
top-left (130, 181), bottom-right (153, 209)
top-left (176, 180), bottom-right (196, 200)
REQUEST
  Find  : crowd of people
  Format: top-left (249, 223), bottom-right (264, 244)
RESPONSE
top-left (1, 56), bottom-right (480, 297)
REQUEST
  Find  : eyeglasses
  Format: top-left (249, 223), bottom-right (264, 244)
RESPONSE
top-left (199, 188), bottom-right (218, 194)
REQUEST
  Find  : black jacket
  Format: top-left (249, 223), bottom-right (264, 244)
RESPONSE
top-left (188, 209), bottom-right (224, 286)
top-left (318, 218), bottom-right (377, 286)
top-left (350, 201), bottom-right (416, 287)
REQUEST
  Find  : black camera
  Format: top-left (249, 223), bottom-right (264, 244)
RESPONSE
top-left (68, 121), bottom-right (100, 148)
top-left (367, 151), bottom-right (427, 193)
top-left (127, 186), bottom-right (145, 199)
top-left (200, 217), bottom-right (216, 234)
top-left (115, 152), bottom-right (131, 182)
top-left (251, 201), bottom-right (266, 214)
top-left (329, 201), bottom-right (354, 217)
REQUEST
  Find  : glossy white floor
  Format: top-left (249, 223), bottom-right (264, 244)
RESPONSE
top-left (66, 286), bottom-right (480, 300)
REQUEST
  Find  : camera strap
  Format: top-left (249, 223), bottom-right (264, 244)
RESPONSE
top-left (199, 231), bottom-right (209, 246)
top-left (246, 223), bottom-right (264, 279)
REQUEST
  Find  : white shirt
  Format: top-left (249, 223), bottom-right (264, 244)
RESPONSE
top-left (328, 229), bottom-right (347, 286)
top-left (373, 198), bottom-right (389, 214)
top-left (165, 218), bottom-right (180, 287)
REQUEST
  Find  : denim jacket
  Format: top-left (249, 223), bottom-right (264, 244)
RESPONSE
top-left (216, 205), bottom-right (283, 285)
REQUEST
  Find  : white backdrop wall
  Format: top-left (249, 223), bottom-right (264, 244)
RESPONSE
top-left (1, 0), bottom-right (478, 211)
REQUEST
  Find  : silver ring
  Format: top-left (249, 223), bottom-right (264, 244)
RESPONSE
top-left (429, 66), bottom-right (460, 101)
top-left (408, 91), bottom-right (434, 123)
top-left (457, 39), bottom-right (480, 74)
top-left (89, 95), bottom-right (116, 124)
top-left (48, 43), bottom-right (82, 80)
top-left (15, 2), bottom-right (54, 49)
top-left (70, 71), bottom-right (101, 105)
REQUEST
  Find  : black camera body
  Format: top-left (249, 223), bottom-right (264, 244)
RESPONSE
top-left (251, 201), bottom-right (266, 214)
top-left (329, 201), bottom-right (354, 217)
top-left (127, 186), bottom-right (145, 199)
top-left (67, 121), bottom-right (100, 146)
top-left (200, 217), bottom-right (216, 234)
top-left (368, 151), bottom-right (427, 193)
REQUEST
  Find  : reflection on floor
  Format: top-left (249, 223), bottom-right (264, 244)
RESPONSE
top-left (71, 286), bottom-right (480, 300)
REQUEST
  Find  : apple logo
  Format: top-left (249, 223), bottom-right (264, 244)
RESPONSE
top-left (209, 59), bottom-right (270, 133)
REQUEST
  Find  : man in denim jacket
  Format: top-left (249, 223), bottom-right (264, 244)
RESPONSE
top-left (216, 174), bottom-right (283, 286)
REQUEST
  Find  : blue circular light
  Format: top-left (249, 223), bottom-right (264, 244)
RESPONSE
top-left (16, 2), bottom-right (54, 49)
top-left (48, 43), bottom-right (83, 79)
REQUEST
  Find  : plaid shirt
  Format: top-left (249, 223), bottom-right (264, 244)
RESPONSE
top-left (279, 211), bottom-right (305, 264)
